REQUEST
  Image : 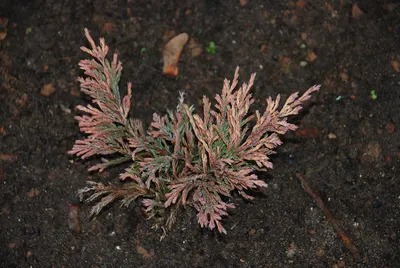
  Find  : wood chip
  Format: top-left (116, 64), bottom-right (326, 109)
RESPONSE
top-left (162, 33), bottom-right (189, 78)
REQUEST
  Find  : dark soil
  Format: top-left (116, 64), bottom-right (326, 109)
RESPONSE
top-left (1, 0), bottom-right (400, 267)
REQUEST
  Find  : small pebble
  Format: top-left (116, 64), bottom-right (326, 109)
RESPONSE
top-left (328, 133), bottom-right (337, 139)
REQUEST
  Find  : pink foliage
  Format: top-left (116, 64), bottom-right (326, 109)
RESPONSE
top-left (70, 29), bottom-right (320, 234)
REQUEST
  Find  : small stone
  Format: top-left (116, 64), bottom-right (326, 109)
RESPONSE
top-left (300, 61), bottom-right (307, 67)
top-left (328, 133), bottom-right (337, 139)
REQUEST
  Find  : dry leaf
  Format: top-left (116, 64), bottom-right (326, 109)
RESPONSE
top-left (40, 83), bottom-right (55, 96)
top-left (306, 51), bottom-right (317, 62)
top-left (136, 244), bottom-right (152, 260)
top-left (162, 33), bottom-right (189, 78)
top-left (352, 3), bottom-right (363, 18)
top-left (188, 38), bottom-right (203, 57)
top-left (391, 60), bottom-right (400, 72)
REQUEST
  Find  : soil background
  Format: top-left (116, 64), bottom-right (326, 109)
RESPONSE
top-left (1, 0), bottom-right (400, 267)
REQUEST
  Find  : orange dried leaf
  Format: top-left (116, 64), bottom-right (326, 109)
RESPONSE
top-left (163, 33), bottom-right (189, 78)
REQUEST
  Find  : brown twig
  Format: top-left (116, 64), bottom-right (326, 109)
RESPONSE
top-left (296, 173), bottom-right (360, 259)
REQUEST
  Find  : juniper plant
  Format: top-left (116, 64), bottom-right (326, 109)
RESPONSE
top-left (69, 29), bottom-right (320, 234)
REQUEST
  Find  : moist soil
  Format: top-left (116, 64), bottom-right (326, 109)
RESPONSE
top-left (1, 0), bottom-right (400, 267)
